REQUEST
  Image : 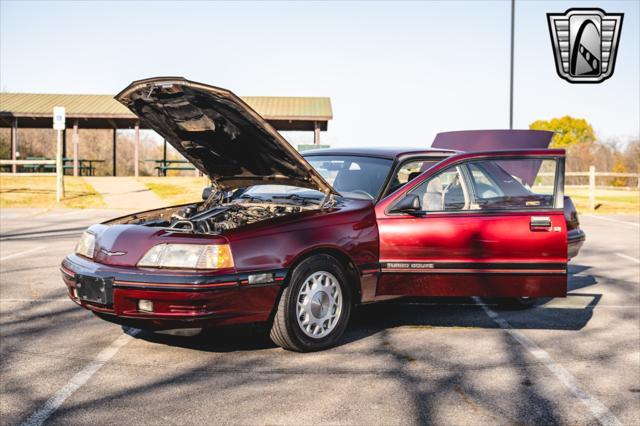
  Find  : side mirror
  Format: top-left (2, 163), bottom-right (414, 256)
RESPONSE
top-left (202, 186), bottom-right (214, 200)
top-left (390, 194), bottom-right (422, 214)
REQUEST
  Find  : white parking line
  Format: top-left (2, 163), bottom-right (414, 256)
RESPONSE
top-left (475, 298), bottom-right (622, 426)
top-left (583, 214), bottom-right (639, 228)
top-left (41, 209), bottom-right (97, 219)
top-left (0, 246), bottom-right (46, 262)
top-left (615, 252), bottom-right (640, 264)
top-left (0, 299), bottom-right (70, 302)
top-left (19, 328), bottom-right (140, 426)
top-left (1, 229), bottom-right (84, 241)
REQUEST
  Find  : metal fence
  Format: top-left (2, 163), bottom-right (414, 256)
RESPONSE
top-left (541, 166), bottom-right (639, 210)
top-left (2, 160), bottom-right (638, 211)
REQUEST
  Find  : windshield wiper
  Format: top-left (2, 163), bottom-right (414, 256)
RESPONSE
top-left (271, 194), bottom-right (320, 204)
top-left (238, 194), bottom-right (266, 202)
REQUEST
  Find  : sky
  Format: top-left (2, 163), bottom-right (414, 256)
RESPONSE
top-left (1, 0), bottom-right (638, 149)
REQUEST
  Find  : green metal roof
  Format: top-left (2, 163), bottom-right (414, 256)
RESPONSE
top-left (0, 92), bottom-right (332, 121)
top-left (242, 96), bottom-right (332, 121)
top-left (0, 93), bottom-right (131, 118)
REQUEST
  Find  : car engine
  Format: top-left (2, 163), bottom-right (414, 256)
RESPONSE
top-left (167, 203), bottom-right (304, 234)
top-left (109, 199), bottom-right (311, 235)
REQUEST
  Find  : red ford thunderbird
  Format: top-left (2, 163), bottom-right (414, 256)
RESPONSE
top-left (61, 77), bottom-right (585, 352)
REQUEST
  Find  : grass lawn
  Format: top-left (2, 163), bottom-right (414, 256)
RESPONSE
top-left (138, 177), bottom-right (209, 205)
top-left (0, 176), bottom-right (105, 209)
top-left (566, 187), bottom-right (639, 215)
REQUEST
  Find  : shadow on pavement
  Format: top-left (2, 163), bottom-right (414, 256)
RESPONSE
top-left (133, 263), bottom-right (605, 354)
top-left (3, 259), bottom-right (633, 425)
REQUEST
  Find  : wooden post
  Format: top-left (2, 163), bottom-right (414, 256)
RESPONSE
top-left (589, 165), bottom-right (596, 210)
top-left (10, 118), bottom-right (17, 173)
top-left (72, 120), bottom-right (79, 176)
top-left (62, 129), bottom-right (67, 160)
top-left (134, 121), bottom-right (140, 177)
top-left (56, 129), bottom-right (64, 202)
top-left (313, 121), bottom-right (320, 145)
top-left (162, 139), bottom-right (167, 177)
top-left (112, 129), bottom-right (117, 176)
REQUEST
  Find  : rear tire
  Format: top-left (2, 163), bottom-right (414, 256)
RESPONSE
top-left (270, 255), bottom-right (352, 352)
top-left (497, 296), bottom-right (537, 310)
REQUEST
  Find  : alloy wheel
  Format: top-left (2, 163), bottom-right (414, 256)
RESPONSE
top-left (295, 271), bottom-right (343, 338)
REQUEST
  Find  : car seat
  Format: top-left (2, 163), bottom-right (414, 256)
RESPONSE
top-left (407, 171), bottom-right (421, 182)
top-left (422, 177), bottom-right (443, 211)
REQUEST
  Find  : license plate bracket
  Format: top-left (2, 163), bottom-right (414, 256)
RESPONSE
top-left (75, 275), bottom-right (114, 306)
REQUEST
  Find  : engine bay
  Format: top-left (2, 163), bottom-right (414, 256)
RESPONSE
top-left (168, 202), bottom-right (307, 234)
top-left (109, 200), bottom-right (314, 235)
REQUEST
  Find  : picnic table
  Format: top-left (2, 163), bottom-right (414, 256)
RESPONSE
top-left (20, 157), bottom-right (102, 176)
top-left (145, 159), bottom-right (196, 176)
top-left (78, 159), bottom-right (105, 176)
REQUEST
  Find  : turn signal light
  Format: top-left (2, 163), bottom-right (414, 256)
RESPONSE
top-left (138, 299), bottom-right (154, 313)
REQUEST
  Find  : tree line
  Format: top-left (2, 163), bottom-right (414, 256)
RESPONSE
top-left (0, 128), bottom-right (182, 176)
top-left (530, 116), bottom-right (639, 186)
top-left (1, 116), bottom-right (638, 184)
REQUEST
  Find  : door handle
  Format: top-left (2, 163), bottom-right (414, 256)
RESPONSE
top-left (530, 216), bottom-right (551, 229)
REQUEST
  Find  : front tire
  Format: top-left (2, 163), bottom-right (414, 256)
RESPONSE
top-left (270, 255), bottom-right (352, 352)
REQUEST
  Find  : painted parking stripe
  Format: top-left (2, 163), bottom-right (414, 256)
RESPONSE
top-left (0, 299), bottom-right (70, 302)
top-left (475, 298), bottom-right (622, 426)
top-left (55, 209), bottom-right (96, 217)
top-left (615, 252), bottom-right (640, 264)
top-left (583, 214), bottom-right (639, 228)
top-left (0, 246), bottom-right (47, 262)
top-left (19, 328), bottom-right (140, 426)
top-left (0, 228), bottom-right (86, 241)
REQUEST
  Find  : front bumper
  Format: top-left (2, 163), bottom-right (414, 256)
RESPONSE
top-left (61, 254), bottom-right (286, 330)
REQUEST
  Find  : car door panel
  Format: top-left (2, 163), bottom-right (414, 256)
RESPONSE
top-left (376, 211), bottom-right (567, 297)
top-left (374, 150), bottom-right (567, 298)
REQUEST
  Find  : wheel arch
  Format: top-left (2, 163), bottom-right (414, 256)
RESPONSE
top-left (283, 246), bottom-right (363, 305)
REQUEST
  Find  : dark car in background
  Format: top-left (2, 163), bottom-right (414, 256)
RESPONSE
top-left (61, 77), bottom-right (584, 351)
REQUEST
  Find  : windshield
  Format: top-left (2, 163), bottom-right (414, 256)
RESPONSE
top-left (240, 155), bottom-right (393, 201)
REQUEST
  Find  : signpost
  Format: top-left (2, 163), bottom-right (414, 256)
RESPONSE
top-left (53, 106), bottom-right (65, 202)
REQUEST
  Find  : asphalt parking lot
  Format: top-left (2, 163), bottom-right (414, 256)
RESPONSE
top-left (1, 208), bottom-right (638, 425)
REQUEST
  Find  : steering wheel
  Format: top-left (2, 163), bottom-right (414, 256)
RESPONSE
top-left (350, 189), bottom-right (374, 200)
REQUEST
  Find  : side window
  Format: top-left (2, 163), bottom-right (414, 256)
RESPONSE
top-left (386, 160), bottom-right (438, 196)
top-left (466, 159), bottom-right (558, 210)
top-left (468, 163), bottom-right (504, 199)
top-left (407, 166), bottom-right (467, 211)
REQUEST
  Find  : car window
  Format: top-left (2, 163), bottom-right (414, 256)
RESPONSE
top-left (468, 163), bottom-right (505, 199)
top-left (405, 166), bottom-right (468, 211)
top-left (305, 155), bottom-right (393, 200)
top-left (465, 159), bottom-right (558, 210)
top-left (385, 160), bottom-right (438, 196)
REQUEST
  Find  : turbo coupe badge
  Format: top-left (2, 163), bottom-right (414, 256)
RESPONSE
top-left (547, 8), bottom-right (623, 83)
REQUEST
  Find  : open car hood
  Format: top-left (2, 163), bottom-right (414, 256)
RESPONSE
top-left (116, 77), bottom-right (337, 195)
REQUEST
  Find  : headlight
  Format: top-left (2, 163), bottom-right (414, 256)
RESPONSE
top-left (137, 244), bottom-right (234, 270)
top-left (75, 231), bottom-right (96, 259)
